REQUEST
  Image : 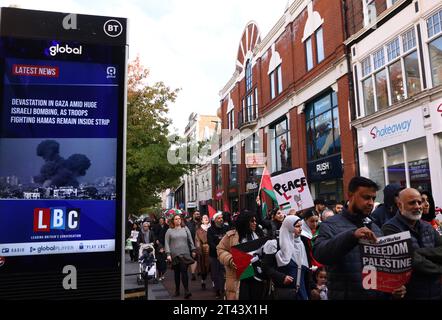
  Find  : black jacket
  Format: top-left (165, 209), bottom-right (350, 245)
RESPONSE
top-left (256, 204), bottom-right (282, 239)
top-left (382, 213), bottom-right (442, 300)
top-left (186, 220), bottom-right (198, 242)
top-left (207, 223), bottom-right (230, 258)
top-left (137, 229), bottom-right (154, 245)
top-left (152, 223), bottom-right (168, 246)
top-left (313, 209), bottom-right (386, 300)
top-left (370, 184), bottom-right (401, 228)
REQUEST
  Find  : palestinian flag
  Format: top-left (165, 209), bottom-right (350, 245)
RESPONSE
top-left (165, 208), bottom-right (182, 221)
top-left (261, 201), bottom-right (268, 219)
top-left (208, 204), bottom-right (217, 219)
top-left (231, 237), bottom-right (268, 280)
top-left (259, 167), bottom-right (277, 203)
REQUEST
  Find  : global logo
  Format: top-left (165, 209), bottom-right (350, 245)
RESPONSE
top-left (48, 44), bottom-right (83, 57)
top-left (369, 119), bottom-right (412, 139)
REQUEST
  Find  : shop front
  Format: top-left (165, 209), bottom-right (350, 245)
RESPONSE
top-left (214, 189), bottom-right (224, 211)
top-left (429, 97), bottom-right (442, 207)
top-left (305, 91), bottom-right (343, 202)
top-left (198, 200), bottom-right (210, 215)
top-left (241, 180), bottom-right (259, 212)
top-left (307, 154), bottom-right (344, 202)
top-left (228, 186), bottom-right (239, 214)
top-left (358, 106), bottom-right (436, 203)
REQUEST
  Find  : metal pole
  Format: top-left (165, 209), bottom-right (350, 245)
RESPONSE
top-left (144, 271), bottom-right (148, 300)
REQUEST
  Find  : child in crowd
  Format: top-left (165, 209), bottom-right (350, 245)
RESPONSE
top-left (310, 267), bottom-right (328, 300)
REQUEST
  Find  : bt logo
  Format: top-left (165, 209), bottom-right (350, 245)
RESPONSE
top-left (33, 208), bottom-right (80, 232)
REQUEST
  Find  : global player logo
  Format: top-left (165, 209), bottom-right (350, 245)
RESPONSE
top-left (33, 208), bottom-right (80, 232)
top-left (106, 66), bottom-right (116, 79)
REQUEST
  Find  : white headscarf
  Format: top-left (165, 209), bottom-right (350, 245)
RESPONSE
top-left (275, 215), bottom-right (309, 268)
top-left (301, 219), bottom-right (313, 240)
top-left (201, 223), bottom-right (210, 232)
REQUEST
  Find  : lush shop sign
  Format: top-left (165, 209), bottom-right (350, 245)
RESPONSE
top-left (308, 155), bottom-right (342, 182)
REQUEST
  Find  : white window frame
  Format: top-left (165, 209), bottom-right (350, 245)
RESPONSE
top-left (357, 26), bottom-right (423, 117)
top-left (316, 27), bottom-right (325, 63)
top-left (363, 0), bottom-right (377, 28)
top-left (227, 110), bottom-right (234, 131)
top-left (424, 7), bottom-right (442, 89)
top-left (306, 37), bottom-right (314, 71)
top-left (270, 65), bottom-right (282, 100)
top-left (277, 66), bottom-right (283, 94)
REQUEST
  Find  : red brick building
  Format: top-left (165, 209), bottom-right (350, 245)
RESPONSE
top-left (212, 0), bottom-right (358, 212)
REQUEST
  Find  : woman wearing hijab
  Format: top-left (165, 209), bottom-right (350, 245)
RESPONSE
top-left (300, 210), bottom-right (323, 270)
top-left (421, 191), bottom-right (441, 231)
top-left (195, 214), bottom-right (211, 289)
top-left (262, 215), bottom-right (310, 300)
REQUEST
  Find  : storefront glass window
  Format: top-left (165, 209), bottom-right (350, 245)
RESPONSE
top-left (306, 91), bottom-right (340, 160)
top-left (363, 77), bottom-right (375, 116)
top-left (332, 107), bottom-right (341, 152)
top-left (375, 69), bottom-right (389, 111)
top-left (306, 120), bottom-right (315, 160)
top-left (407, 138), bottom-right (431, 192)
top-left (367, 149), bottom-right (385, 202)
top-left (404, 51), bottom-right (421, 97)
top-left (316, 111), bottom-right (333, 157)
top-left (229, 147), bottom-right (237, 184)
top-left (439, 135), bottom-right (442, 177)
top-left (314, 94), bottom-right (331, 115)
top-left (271, 118), bottom-right (291, 172)
top-left (314, 179), bottom-right (344, 202)
top-left (389, 60), bottom-right (405, 103)
top-left (386, 144), bottom-right (406, 187)
top-left (429, 36), bottom-right (442, 87)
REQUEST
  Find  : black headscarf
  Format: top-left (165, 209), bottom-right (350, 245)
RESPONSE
top-left (421, 191), bottom-right (436, 222)
top-left (235, 210), bottom-right (264, 241)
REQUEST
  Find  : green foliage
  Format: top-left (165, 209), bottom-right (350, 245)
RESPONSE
top-left (126, 57), bottom-right (190, 215)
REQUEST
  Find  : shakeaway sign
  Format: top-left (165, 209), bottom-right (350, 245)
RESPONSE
top-left (270, 168), bottom-right (314, 214)
top-left (360, 231), bottom-right (412, 293)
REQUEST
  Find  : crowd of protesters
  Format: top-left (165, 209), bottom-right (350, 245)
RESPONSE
top-left (127, 176), bottom-right (442, 300)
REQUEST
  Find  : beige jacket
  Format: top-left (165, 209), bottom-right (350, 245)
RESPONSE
top-left (216, 229), bottom-right (239, 300)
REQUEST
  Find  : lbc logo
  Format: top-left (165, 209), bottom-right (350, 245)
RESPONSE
top-left (33, 208), bottom-right (80, 232)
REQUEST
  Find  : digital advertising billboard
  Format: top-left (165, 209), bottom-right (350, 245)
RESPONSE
top-left (0, 8), bottom-right (127, 299)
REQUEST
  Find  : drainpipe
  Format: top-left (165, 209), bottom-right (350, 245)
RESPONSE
top-left (342, 0), bottom-right (360, 177)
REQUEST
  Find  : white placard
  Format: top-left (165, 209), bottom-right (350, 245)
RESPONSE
top-left (270, 168), bottom-right (314, 213)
